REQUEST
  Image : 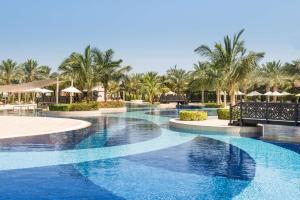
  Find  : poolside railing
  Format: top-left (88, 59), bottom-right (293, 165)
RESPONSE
top-left (229, 102), bottom-right (300, 126)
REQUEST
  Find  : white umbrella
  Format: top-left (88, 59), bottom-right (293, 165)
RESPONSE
top-left (40, 88), bottom-right (53, 94)
top-left (264, 91), bottom-right (273, 96)
top-left (281, 91), bottom-right (291, 96)
top-left (62, 86), bottom-right (81, 104)
top-left (62, 86), bottom-right (81, 93)
top-left (236, 91), bottom-right (245, 96)
top-left (295, 93), bottom-right (300, 97)
top-left (247, 91), bottom-right (262, 96)
top-left (272, 91), bottom-right (283, 96)
top-left (24, 88), bottom-right (44, 93)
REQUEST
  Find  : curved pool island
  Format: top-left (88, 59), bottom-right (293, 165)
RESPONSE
top-left (169, 117), bottom-right (263, 137)
top-left (0, 116), bottom-right (91, 139)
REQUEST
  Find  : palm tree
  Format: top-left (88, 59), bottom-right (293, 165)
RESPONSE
top-left (107, 81), bottom-right (120, 99)
top-left (143, 71), bottom-right (161, 104)
top-left (283, 59), bottom-right (300, 80)
top-left (22, 59), bottom-right (51, 82)
top-left (195, 29), bottom-right (264, 105)
top-left (60, 45), bottom-right (96, 100)
top-left (165, 65), bottom-right (190, 95)
top-left (125, 73), bottom-right (143, 100)
top-left (0, 59), bottom-right (19, 84)
top-left (260, 61), bottom-right (287, 101)
top-left (190, 62), bottom-right (213, 103)
top-left (93, 48), bottom-right (131, 102)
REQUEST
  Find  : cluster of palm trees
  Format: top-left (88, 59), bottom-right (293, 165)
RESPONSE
top-left (0, 59), bottom-right (52, 85)
top-left (124, 30), bottom-right (300, 105)
top-left (190, 30), bottom-right (300, 105)
top-left (59, 45), bottom-right (131, 101)
top-left (1, 30), bottom-right (300, 105)
top-left (124, 66), bottom-right (190, 103)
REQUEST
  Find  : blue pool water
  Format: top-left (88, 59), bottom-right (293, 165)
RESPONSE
top-left (0, 107), bottom-right (300, 199)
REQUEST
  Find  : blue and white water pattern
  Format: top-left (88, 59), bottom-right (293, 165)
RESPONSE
top-left (0, 106), bottom-right (299, 199)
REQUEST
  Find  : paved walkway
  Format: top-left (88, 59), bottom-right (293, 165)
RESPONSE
top-left (0, 116), bottom-right (91, 139)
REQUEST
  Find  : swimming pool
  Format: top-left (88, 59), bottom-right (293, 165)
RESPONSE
top-left (0, 108), bottom-right (300, 199)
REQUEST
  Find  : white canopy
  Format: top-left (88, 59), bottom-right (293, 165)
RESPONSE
top-left (264, 91), bottom-right (273, 96)
top-left (247, 91), bottom-right (262, 96)
top-left (25, 88), bottom-right (53, 94)
top-left (62, 86), bottom-right (81, 93)
top-left (296, 93), bottom-right (300, 97)
top-left (272, 91), bottom-right (283, 96)
top-left (236, 91), bottom-right (245, 96)
top-left (40, 88), bottom-right (53, 93)
top-left (281, 91), bottom-right (291, 96)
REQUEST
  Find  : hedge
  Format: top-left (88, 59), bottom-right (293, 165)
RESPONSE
top-left (49, 104), bottom-right (70, 111)
top-left (179, 110), bottom-right (208, 121)
top-left (98, 101), bottom-right (124, 108)
top-left (49, 101), bottom-right (125, 111)
top-left (217, 108), bottom-right (230, 120)
top-left (204, 102), bottom-right (223, 108)
top-left (69, 102), bottom-right (99, 111)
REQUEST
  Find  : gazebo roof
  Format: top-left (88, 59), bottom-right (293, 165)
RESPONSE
top-left (0, 79), bottom-right (57, 93)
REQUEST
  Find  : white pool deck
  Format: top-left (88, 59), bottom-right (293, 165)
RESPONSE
top-left (169, 117), bottom-right (263, 137)
top-left (0, 116), bottom-right (91, 139)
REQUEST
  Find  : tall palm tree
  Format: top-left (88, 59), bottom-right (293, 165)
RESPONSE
top-left (60, 45), bottom-right (96, 100)
top-left (143, 71), bottom-right (161, 104)
top-left (93, 48), bottom-right (131, 102)
top-left (165, 65), bottom-right (190, 95)
top-left (0, 59), bottom-right (19, 84)
top-left (260, 61), bottom-right (287, 101)
top-left (195, 29), bottom-right (264, 105)
top-left (22, 59), bottom-right (51, 82)
top-left (190, 62), bottom-right (214, 103)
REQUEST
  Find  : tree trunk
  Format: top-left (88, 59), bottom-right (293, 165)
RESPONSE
top-left (201, 89), bottom-right (205, 103)
top-left (229, 90), bottom-right (236, 106)
top-left (104, 86), bottom-right (108, 102)
top-left (216, 89), bottom-right (220, 105)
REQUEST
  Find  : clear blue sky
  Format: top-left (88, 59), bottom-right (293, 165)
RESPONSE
top-left (0, 0), bottom-right (300, 73)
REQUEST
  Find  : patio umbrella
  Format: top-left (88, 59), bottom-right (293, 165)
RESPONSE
top-left (236, 91), bottom-right (245, 95)
top-left (62, 86), bottom-right (81, 104)
top-left (272, 91), bottom-right (283, 96)
top-left (263, 91), bottom-right (273, 102)
top-left (247, 91), bottom-right (262, 96)
top-left (264, 91), bottom-right (273, 96)
top-left (40, 88), bottom-right (53, 94)
top-left (295, 93), bottom-right (300, 97)
top-left (281, 91), bottom-right (291, 96)
top-left (24, 88), bottom-right (44, 93)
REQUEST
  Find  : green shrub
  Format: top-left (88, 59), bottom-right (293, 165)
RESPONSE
top-left (204, 102), bottom-right (223, 108)
top-left (49, 104), bottom-right (70, 111)
top-left (49, 101), bottom-right (124, 111)
top-left (69, 102), bottom-right (99, 111)
top-left (179, 110), bottom-right (208, 121)
top-left (98, 101), bottom-right (124, 108)
top-left (217, 108), bottom-right (230, 120)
